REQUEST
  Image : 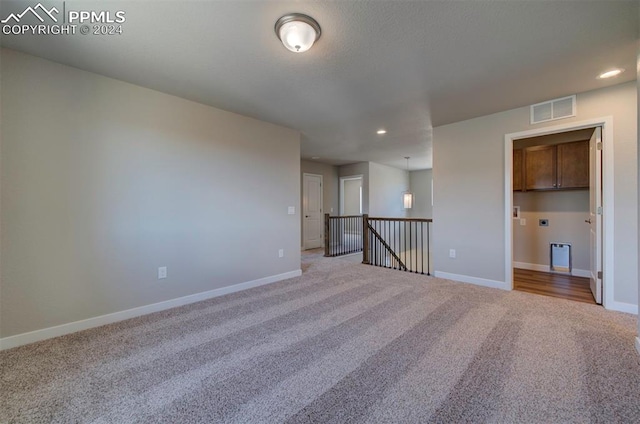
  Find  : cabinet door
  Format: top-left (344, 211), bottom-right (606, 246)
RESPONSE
top-left (525, 145), bottom-right (556, 190)
top-left (557, 140), bottom-right (589, 189)
top-left (513, 148), bottom-right (524, 191)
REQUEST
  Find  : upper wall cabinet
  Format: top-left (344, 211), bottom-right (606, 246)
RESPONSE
top-left (556, 141), bottom-right (589, 189)
top-left (515, 140), bottom-right (589, 192)
top-left (525, 145), bottom-right (556, 190)
top-left (513, 148), bottom-right (524, 191)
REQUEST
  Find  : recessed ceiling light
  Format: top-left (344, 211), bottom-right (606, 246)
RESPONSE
top-left (311, 156), bottom-right (320, 159)
top-left (597, 68), bottom-right (624, 79)
top-left (377, 129), bottom-right (387, 135)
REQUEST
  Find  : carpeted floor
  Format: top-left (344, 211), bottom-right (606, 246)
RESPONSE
top-left (2, 250), bottom-right (639, 423)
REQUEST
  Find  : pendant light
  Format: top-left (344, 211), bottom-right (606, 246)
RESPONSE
top-left (275, 13), bottom-right (321, 53)
top-left (402, 157), bottom-right (413, 209)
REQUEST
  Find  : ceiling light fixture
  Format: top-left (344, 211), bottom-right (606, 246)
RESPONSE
top-left (275, 13), bottom-right (321, 53)
top-left (402, 157), bottom-right (413, 209)
top-left (597, 68), bottom-right (624, 79)
top-left (377, 129), bottom-right (387, 135)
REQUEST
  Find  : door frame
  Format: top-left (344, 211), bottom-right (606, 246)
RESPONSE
top-left (339, 175), bottom-right (363, 215)
top-left (302, 173), bottom-right (323, 250)
top-left (504, 116), bottom-right (614, 309)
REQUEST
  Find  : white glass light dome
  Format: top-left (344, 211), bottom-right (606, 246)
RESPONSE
top-left (275, 14), bottom-right (321, 53)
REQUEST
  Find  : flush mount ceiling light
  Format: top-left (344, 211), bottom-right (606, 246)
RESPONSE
top-left (377, 129), bottom-right (387, 135)
top-left (597, 68), bottom-right (624, 79)
top-left (275, 13), bottom-right (321, 53)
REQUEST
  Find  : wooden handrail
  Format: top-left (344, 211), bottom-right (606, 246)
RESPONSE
top-left (367, 217), bottom-right (432, 223)
top-left (327, 215), bottom-right (363, 219)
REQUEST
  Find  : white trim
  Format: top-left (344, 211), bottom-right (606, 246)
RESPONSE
top-left (0, 269), bottom-right (302, 351)
top-left (607, 301), bottom-right (638, 315)
top-left (513, 262), bottom-right (590, 278)
top-left (635, 337), bottom-right (640, 357)
top-left (434, 271), bottom-right (509, 291)
top-left (504, 116), bottom-right (615, 310)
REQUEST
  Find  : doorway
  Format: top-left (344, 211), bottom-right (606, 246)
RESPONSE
top-left (340, 175), bottom-right (363, 216)
top-left (302, 173), bottom-right (323, 250)
top-left (505, 117), bottom-right (613, 308)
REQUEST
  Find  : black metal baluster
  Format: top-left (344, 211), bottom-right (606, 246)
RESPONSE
top-left (395, 220), bottom-right (398, 269)
top-left (421, 221), bottom-right (424, 274)
top-left (403, 221), bottom-right (406, 271)
top-left (386, 219), bottom-right (389, 268)
top-left (411, 221), bottom-right (414, 272)
top-left (347, 217), bottom-right (350, 254)
top-left (427, 221), bottom-right (430, 275)
top-left (413, 222), bottom-right (418, 274)
top-left (373, 223), bottom-right (377, 266)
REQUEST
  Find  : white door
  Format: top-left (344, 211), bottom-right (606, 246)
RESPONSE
top-left (588, 127), bottom-right (603, 304)
top-left (303, 173), bottom-right (323, 250)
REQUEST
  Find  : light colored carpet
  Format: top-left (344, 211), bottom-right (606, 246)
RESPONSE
top-left (1, 250), bottom-right (639, 423)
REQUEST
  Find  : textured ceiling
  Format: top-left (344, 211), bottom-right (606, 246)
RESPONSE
top-left (1, 0), bottom-right (637, 170)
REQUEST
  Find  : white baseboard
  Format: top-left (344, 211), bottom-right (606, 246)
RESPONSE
top-left (0, 269), bottom-right (302, 351)
top-left (513, 262), bottom-right (590, 278)
top-left (434, 271), bottom-right (510, 291)
top-left (606, 300), bottom-right (638, 315)
top-left (635, 337), bottom-right (640, 357)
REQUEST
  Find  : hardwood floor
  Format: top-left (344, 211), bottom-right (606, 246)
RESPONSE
top-left (513, 268), bottom-right (596, 304)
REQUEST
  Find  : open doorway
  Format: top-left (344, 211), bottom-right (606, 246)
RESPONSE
top-left (505, 117), bottom-right (613, 308)
top-left (340, 175), bottom-right (363, 216)
top-left (511, 128), bottom-right (599, 304)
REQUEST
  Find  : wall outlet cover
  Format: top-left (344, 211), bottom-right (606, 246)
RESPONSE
top-left (158, 266), bottom-right (167, 279)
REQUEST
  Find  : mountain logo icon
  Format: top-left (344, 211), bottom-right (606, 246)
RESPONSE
top-left (1, 3), bottom-right (59, 24)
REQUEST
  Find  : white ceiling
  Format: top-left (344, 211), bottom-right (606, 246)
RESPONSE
top-left (1, 0), bottom-right (636, 170)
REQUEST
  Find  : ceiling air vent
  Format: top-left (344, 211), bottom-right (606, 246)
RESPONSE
top-left (530, 95), bottom-right (576, 124)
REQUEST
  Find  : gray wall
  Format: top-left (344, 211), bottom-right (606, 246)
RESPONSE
top-left (368, 162), bottom-right (409, 217)
top-left (433, 81), bottom-right (637, 306)
top-left (409, 169), bottom-right (433, 219)
top-left (1, 49), bottom-right (301, 338)
top-left (513, 191), bottom-right (589, 272)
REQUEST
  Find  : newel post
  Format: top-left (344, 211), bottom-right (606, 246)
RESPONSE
top-left (324, 213), bottom-right (330, 257)
top-left (362, 214), bottom-right (370, 264)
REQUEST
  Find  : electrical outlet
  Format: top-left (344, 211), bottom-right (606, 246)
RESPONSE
top-left (158, 266), bottom-right (167, 279)
top-left (288, 206), bottom-right (295, 215)
top-left (520, 218), bottom-right (526, 226)
top-left (449, 249), bottom-right (456, 259)
top-left (278, 249), bottom-right (284, 258)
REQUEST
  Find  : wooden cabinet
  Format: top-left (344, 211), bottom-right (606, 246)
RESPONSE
top-left (525, 145), bottom-right (556, 190)
top-left (513, 148), bottom-right (523, 191)
top-left (557, 141), bottom-right (589, 189)
top-left (516, 140), bottom-right (588, 191)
